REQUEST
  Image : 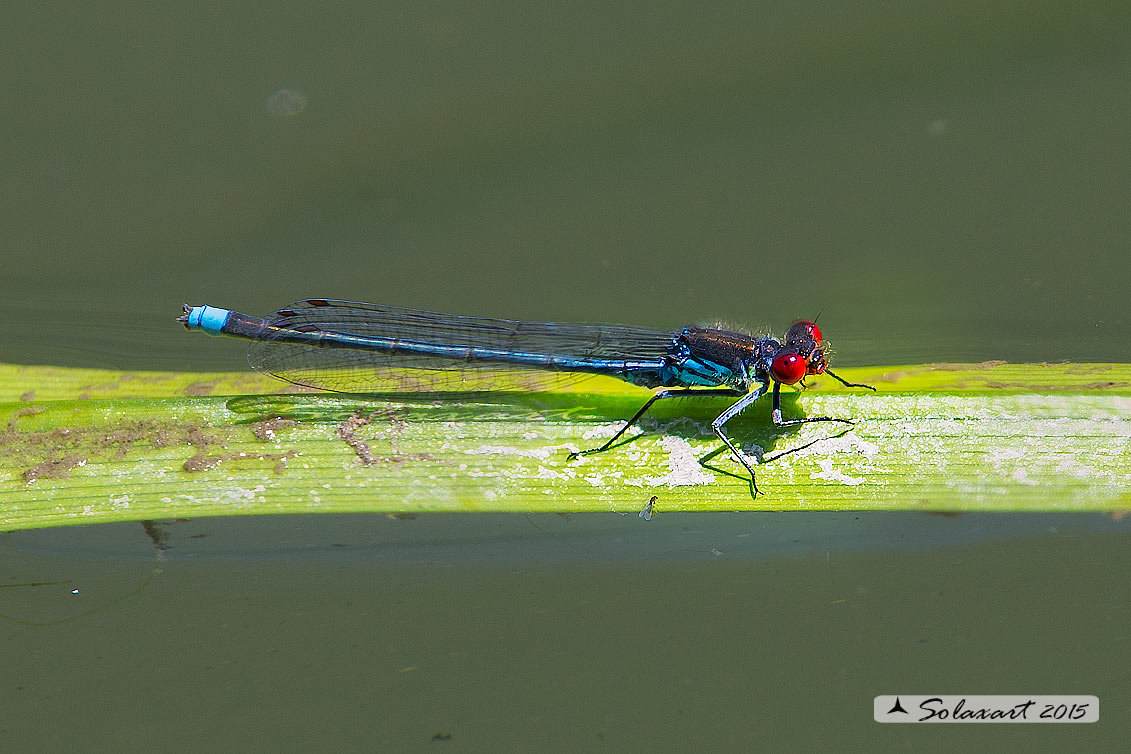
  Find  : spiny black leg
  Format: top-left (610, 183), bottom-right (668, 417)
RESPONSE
top-left (770, 381), bottom-right (854, 428)
top-left (568, 388), bottom-right (743, 461)
top-left (824, 369), bottom-right (876, 392)
top-left (709, 383), bottom-right (769, 495)
top-left (567, 391), bottom-right (668, 460)
top-left (762, 425), bottom-right (853, 463)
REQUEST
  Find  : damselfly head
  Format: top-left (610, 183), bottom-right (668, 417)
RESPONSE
top-left (785, 320), bottom-right (822, 346)
top-left (771, 320), bottom-right (829, 384)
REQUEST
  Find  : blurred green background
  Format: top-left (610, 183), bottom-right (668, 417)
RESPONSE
top-left (4, 0), bottom-right (1128, 370)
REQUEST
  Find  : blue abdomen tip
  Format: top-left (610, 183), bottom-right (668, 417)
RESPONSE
top-left (187, 306), bottom-right (231, 335)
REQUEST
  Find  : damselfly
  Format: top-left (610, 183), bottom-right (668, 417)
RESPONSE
top-left (180, 300), bottom-right (875, 493)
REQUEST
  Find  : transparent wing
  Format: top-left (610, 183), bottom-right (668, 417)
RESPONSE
top-left (247, 299), bottom-right (674, 393)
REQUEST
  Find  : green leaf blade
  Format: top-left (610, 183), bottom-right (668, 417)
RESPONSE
top-left (2, 362), bottom-right (1130, 530)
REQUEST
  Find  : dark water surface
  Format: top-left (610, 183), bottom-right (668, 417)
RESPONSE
top-left (3, 513), bottom-right (1129, 752)
top-left (3, 0), bottom-right (1130, 749)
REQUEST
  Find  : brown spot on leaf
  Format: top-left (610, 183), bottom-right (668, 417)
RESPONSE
top-left (185, 426), bottom-right (219, 448)
top-left (183, 450), bottom-right (298, 474)
top-left (337, 409), bottom-right (432, 466)
top-left (253, 417), bottom-right (297, 441)
top-left (184, 380), bottom-right (220, 397)
top-left (9, 407), bottom-right (47, 427)
top-left (23, 454), bottom-right (86, 482)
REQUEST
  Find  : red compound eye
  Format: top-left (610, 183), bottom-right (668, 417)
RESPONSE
top-left (786, 320), bottom-right (822, 346)
top-left (770, 350), bottom-right (807, 384)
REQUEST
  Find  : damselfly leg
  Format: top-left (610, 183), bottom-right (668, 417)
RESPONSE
top-left (567, 387), bottom-right (744, 461)
top-left (570, 376), bottom-right (874, 495)
top-left (568, 385), bottom-right (775, 493)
